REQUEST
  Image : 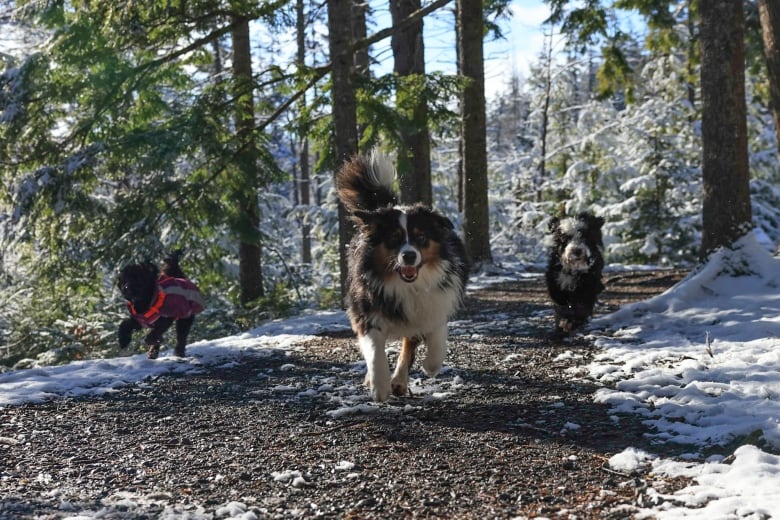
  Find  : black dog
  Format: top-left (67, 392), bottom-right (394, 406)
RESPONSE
top-left (117, 251), bottom-right (204, 359)
top-left (545, 212), bottom-right (605, 333)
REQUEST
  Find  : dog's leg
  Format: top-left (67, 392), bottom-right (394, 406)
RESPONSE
top-left (118, 319), bottom-right (142, 350)
top-left (553, 304), bottom-right (571, 333)
top-left (391, 336), bottom-right (420, 397)
top-left (421, 323), bottom-right (448, 378)
top-left (359, 330), bottom-right (391, 402)
top-left (145, 317), bottom-right (174, 359)
top-left (174, 316), bottom-right (194, 357)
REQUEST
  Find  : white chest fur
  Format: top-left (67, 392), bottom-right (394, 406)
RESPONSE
top-left (376, 261), bottom-right (463, 339)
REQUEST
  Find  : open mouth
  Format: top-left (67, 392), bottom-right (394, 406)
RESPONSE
top-left (563, 257), bottom-right (590, 271)
top-left (398, 265), bottom-right (419, 283)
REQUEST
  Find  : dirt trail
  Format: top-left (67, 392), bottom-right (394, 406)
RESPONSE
top-left (0, 269), bottom-right (689, 519)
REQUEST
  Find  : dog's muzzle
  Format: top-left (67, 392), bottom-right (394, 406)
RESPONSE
top-left (398, 249), bottom-right (421, 282)
top-left (562, 243), bottom-right (591, 272)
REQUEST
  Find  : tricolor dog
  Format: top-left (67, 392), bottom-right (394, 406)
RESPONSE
top-left (336, 150), bottom-right (469, 402)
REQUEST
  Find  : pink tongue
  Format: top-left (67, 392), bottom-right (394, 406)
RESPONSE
top-left (400, 266), bottom-right (418, 278)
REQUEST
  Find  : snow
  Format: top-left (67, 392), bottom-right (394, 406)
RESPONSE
top-left (3, 233), bottom-right (780, 517)
top-left (589, 233), bottom-right (780, 518)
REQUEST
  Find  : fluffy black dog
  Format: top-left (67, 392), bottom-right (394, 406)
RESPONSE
top-left (545, 212), bottom-right (605, 333)
top-left (117, 251), bottom-right (204, 359)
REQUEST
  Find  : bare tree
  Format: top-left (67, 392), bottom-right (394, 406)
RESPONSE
top-left (536, 29), bottom-right (554, 203)
top-left (391, 0), bottom-right (432, 206)
top-left (457, 0), bottom-right (492, 267)
top-left (699, 0), bottom-right (752, 260)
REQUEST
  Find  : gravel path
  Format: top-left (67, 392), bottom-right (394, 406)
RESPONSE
top-left (0, 270), bottom-right (689, 519)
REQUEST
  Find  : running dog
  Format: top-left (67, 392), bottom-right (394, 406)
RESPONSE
top-left (117, 250), bottom-right (204, 359)
top-left (336, 150), bottom-right (470, 402)
top-left (545, 212), bottom-right (605, 333)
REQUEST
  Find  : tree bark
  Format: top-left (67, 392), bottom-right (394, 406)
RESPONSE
top-left (454, 2), bottom-right (464, 213)
top-left (391, 0), bottom-right (432, 206)
top-left (352, 1), bottom-right (370, 144)
top-left (296, 0), bottom-right (312, 266)
top-left (328, 0), bottom-right (359, 301)
top-left (231, 16), bottom-right (264, 304)
top-left (457, 0), bottom-right (492, 267)
top-left (699, 0), bottom-right (752, 260)
top-left (759, 0), bottom-right (780, 157)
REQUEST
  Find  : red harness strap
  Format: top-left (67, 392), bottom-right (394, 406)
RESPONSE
top-left (127, 287), bottom-right (166, 323)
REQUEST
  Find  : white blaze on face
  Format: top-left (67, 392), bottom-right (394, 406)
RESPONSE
top-left (560, 218), bottom-right (591, 272)
top-left (562, 241), bottom-right (591, 271)
top-left (396, 212), bottom-right (421, 282)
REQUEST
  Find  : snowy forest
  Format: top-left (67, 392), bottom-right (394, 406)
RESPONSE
top-left (1, 0), bottom-right (779, 368)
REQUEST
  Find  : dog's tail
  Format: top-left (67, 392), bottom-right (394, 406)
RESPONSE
top-left (162, 249), bottom-right (186, 278)
top-left (335, 149), bottom-right (397, 214)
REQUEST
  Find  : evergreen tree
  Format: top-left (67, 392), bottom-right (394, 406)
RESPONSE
top-left (0, 0), bottom-right (293, 362)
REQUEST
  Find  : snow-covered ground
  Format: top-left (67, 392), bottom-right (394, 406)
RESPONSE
top-left (2, 233), bottom-right (780, 518)
top-left (589, 233), bottom-right (780, 519)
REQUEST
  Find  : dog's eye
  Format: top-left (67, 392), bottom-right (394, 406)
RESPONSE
top-left (413, 231), bottom-right (428, 244)
top-left (386, 229), bottom-right (403, 248)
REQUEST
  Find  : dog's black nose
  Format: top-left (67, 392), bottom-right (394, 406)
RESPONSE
top-left (571, 247), bottom-right (583, 258)
top-left (401, 251), bottom-right (417, 265)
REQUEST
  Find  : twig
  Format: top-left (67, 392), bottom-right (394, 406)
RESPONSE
top-left (705, 330), bottom-right (714, 358)
top-left (599, 463), bottom-right (633, 478)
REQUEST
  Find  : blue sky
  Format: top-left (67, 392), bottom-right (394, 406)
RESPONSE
top-left (369, 0), bottom-right (556, 99)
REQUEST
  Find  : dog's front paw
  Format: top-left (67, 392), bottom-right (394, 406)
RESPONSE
top-left (371, 382), bottom-right (392, 402)
top-left (364, 372), bottom-right (391, 402)
top-left (390, 377), bottom-right (408, 397)
top-left (421, 357), bottom-right (443, 378)
top-left (147, 344), bottom-right (160, 359)
top-left (558, 319), bottom-right (574, 333)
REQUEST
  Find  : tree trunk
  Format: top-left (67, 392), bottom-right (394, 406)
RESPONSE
top-left (352, 1), bottom-right (370, 144)
top-left (538, 29), bottom-right (553, 204)
top-left (391, 0), bottom-right (432, 206)
top-left (296, 0), bottom-right (312, 266)
top-left (454, 2), bottom-right (464, 213)
top-left (457, 0), bottom-right (492, 267)
top-left (231, 16), bottom-right (264, 304)
top-left (685, 0), bottom-right (697, 111)
top-left (699, 0), bottom-right (752, 260)
top-left (328, 0), bottom-right (359, 301)
top-left (759, 0), bottom-right (780, 157)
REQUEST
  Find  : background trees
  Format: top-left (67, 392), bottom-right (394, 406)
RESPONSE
top-left (1, 0), bottom-right (779, 366)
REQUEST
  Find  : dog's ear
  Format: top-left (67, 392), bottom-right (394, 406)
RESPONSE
top-left (164, 249), bottom-right (183, 265)
top-left (144, 261), bottom-right (159, 278)
top-left (548, 217), bottom-right (560, 234)
top-left (594, 216), bottom-right (605, 228)
top-left (351, 210), bottom-right (377, 231)
top-left (434, 214), bottom-right (455, 231)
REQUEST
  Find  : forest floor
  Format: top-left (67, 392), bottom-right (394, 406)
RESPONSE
top-left (0, 268), bottom-right (692, 519)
